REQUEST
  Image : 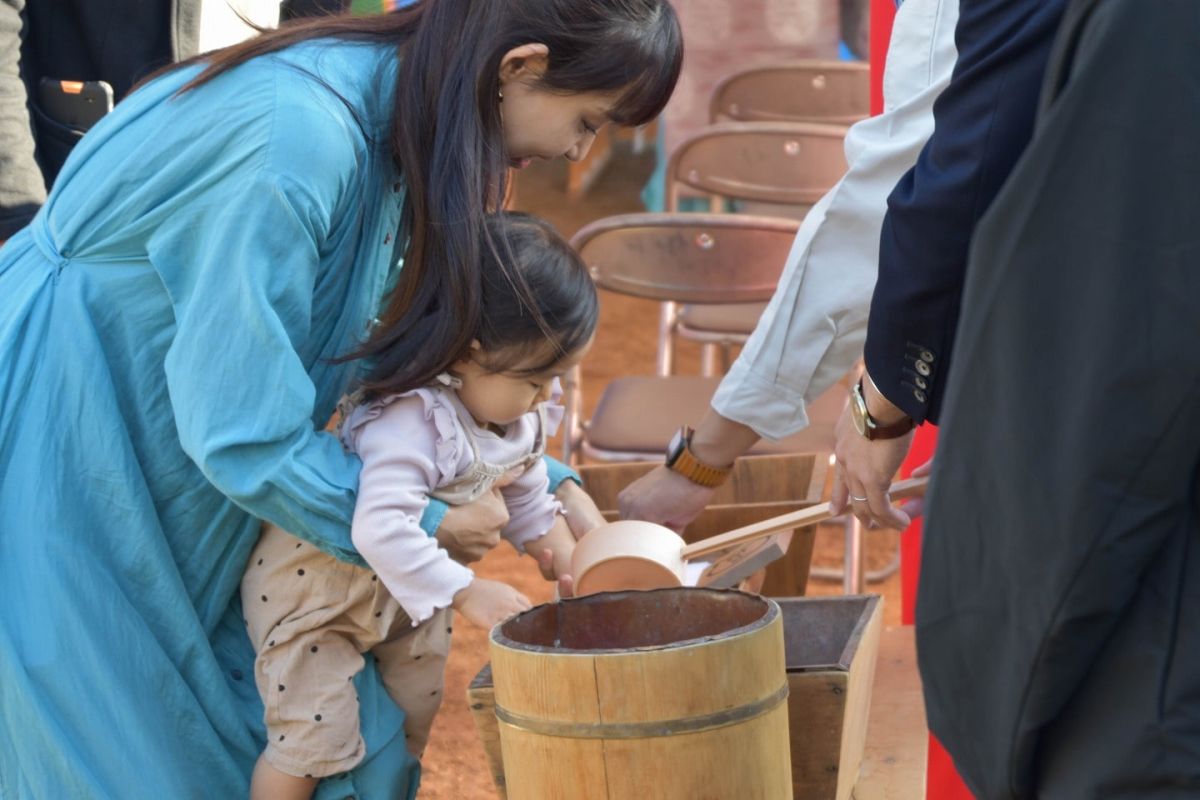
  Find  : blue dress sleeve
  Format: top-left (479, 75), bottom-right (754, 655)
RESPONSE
top-left (544, 455), bottom-right (581, 493)
top-left (419, 499), bottom-right (449, 536)
top-left (146, 147), bottom-right (367, 564)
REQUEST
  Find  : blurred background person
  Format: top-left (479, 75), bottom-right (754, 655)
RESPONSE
top-left (0, 0), bottom-right (344, 242)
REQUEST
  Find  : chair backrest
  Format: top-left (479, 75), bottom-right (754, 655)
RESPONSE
top-left (570, 213), bottom-right (800, 305)
top-left (709, 60), bottom-right (870, 125)
top-left (665, 122), bottom-right (849, 212)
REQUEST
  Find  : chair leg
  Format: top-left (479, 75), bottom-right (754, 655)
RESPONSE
top-left (656, 302), bottom-right (677, 376)
top-left (842, 514), bottom-right (866, 594)
top-left (867, 550), bottom-right (901, 582)
top-left (700, 344), bottom-right (720, 376)
top-left (809, 524), bottom-right (903, 585)
top-left (632, 124), bottom-right (647, 154)
top-left (719, 342), bottom-right (733, 373)
top-left (560, 364), bottom-right (584, 465)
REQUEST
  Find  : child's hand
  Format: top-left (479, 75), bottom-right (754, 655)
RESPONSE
top-left (536, 549), bottom-right (575, 598)
top-left (451, 579), bottom-right (531, 629)
top-left (528, 518), bottom-right (577, 597)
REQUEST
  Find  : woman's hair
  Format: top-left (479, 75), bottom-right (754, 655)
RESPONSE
top-left (366, 211), bottom-right (600, 398)
top-left (167, 0), bottom-right (681, 391)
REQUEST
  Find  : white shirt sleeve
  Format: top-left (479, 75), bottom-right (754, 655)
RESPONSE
top-left (710, 0), bottom-right (961, 440)
top-left (349, 396), bottom-right (474, 625)
top-left (499, 456), bottom-right (564, 552)
top-left (197, 0), bottom-right (281, 53)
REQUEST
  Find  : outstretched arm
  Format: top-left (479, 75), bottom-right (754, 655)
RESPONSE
top-left (622, 0), bottom-right (961, 531)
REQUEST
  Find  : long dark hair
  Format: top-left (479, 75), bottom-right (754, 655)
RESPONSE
top-left (168, 0), bottom-right (681, 391)
top-left (365, 211), bottom-right (600, 398)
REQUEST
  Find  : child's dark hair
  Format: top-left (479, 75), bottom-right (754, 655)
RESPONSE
top-left (360, 212), bottom-right (599, 398)
top-left (165, 0), bottom-right (680, 397)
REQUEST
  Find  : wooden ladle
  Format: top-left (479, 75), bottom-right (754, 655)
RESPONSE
top-left (570, 476), bottom-right (929, 596)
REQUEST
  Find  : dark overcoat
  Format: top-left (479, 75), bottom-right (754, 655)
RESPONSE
top-left (919, 1), bottom-right (1200, 797)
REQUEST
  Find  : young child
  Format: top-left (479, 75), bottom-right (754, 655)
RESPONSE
top-left (241, 212), bottom-right (598, 799)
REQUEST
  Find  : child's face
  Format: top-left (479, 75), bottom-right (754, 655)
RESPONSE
top-left (453, 338), bottom-right (593, 428)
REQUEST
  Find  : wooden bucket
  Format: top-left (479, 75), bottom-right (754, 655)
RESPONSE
top-left (489, 588), bottom-right (793, 799)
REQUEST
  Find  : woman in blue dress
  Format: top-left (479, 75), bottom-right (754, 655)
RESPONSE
top-left (0, 1), bottom-right (681, 796)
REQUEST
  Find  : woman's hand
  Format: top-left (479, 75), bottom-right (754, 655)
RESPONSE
top-left (618, 466), bottom-right (714, 533)
top-left (436, 486), bottom-right (510, 564)
top-left (554, 479), bottom-right (607, 541)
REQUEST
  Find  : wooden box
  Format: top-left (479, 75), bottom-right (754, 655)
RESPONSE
top-left (779, 595), bottom-right (884, 800)
top-left (468, 593), bottom-right (883, 800)
top-left (467, 664), bottom-right (508, 798)
top-left (578, 452), bottom-right (828, 596)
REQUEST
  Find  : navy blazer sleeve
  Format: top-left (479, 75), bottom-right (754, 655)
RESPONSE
top-left (864, 0), bottom-right (1067, 424)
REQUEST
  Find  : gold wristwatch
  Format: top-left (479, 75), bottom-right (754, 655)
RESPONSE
top-left (850, 379), bottom-right (915, 441)
top-left (665, 426), bottom-right (733, 488)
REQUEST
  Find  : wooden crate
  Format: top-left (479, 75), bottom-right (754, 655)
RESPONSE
top-left (779, 595), bottom-right (883, 800)
top-left (467, 592), bottom-right (883, 800)
top-left (578, 452), bottom-right (827, 596)
top-left (467, 664), bottom-right (507, 798)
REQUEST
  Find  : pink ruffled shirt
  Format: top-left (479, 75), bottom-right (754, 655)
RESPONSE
top-left (338, 381), bottom-right (564, 624)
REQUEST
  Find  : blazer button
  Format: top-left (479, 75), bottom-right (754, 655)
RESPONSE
top-left (914, 389), bottom-right (927, 403)
top-left (915, 360), bottom-right (931, 376)
top-left (920, 350), bottom-right (935, 362)
top-left (915, 376), bottom-right (927, 389)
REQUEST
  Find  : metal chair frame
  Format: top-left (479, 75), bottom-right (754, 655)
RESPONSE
top-left (561, 212), bottom-right (801, 466)
top-left (659, 122), bottom-right (851, 376)
top-left (664, 60), bottom-right (867, 376)
top-left (709, 59), bottom-right (870, 126)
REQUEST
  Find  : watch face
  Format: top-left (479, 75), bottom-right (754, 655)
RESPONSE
top-left (850, 389), bottom-right (869, 437)
top-left (666, 427), bottom-right (686, 465)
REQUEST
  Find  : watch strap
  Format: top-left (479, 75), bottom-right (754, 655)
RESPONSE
top-left (853, 379), bottom-right (915, 441)
top-left (667, 428), bottom-right (732, 488)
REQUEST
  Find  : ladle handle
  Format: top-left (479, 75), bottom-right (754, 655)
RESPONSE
top-left (680, 475), bottom-right (930, 560)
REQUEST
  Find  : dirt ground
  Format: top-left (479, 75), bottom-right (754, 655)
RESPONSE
top-left (415, 149), bottom-right (905, 799)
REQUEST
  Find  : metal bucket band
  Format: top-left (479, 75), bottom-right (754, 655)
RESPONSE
top-left (493, 682), bottom-right (789, 740)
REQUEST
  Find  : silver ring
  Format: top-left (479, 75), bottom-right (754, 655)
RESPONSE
top-left (849, 494), bottom-right (868, 502)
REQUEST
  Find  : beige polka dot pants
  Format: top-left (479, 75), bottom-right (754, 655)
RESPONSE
top-left (241, 522), bottom-right (453, 778)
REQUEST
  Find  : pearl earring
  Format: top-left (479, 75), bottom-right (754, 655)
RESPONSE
top-left (498, 89), bottom-right (504, 102)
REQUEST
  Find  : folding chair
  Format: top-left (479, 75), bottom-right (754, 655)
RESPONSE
top-left (709, 60), bottom-right (870, 126)
top-left (661, 122), bottom-right (850, 376)
top-left (561, 210), bottom-right (847, 456)
top-left (561, 212), bottom-right (876, 592)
